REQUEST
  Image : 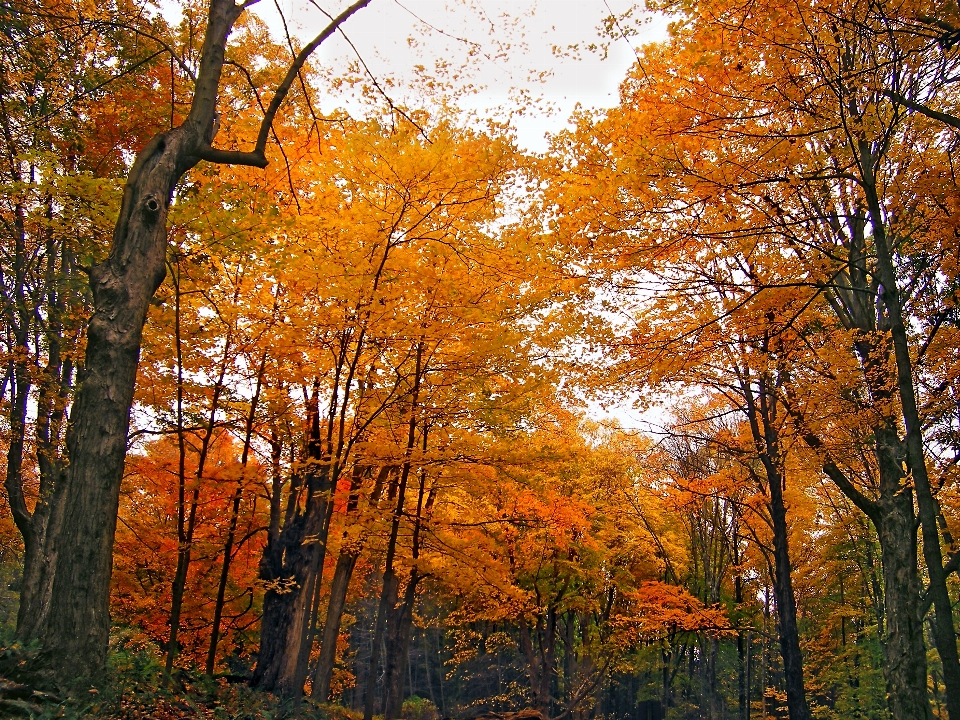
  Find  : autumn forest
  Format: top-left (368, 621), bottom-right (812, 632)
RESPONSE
top-left (1, 0), bottom-right (959, 718)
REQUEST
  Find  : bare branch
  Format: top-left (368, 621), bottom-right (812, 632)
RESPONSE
top-left (253, 0), bottom-right (373, 155)
top-left (881, 89), bottom-right (960, 130)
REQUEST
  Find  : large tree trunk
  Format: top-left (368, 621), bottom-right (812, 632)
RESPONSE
top-left (253, 387), bottom-right (330, 696)
top-left (383, 572), bottom-right (420, 720)
top-left (792, 392), bottom-right (932, 719)
top-left (31, 125), bottom-right (201, 674)
top-left (252, 497), bottom-right (329, 695)
top-left (17, 0), bottom-right (246, 674)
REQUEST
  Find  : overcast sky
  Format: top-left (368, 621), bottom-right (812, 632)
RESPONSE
top-left (247, 0), bottom-right (669, 151)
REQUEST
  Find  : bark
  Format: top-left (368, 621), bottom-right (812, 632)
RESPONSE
top-left (768, 469), bottom-right (810, 720)
top-left (519, 614), bottom-right (556, 717)
top-left (24, 0), bottom-right (239, 673)
top-left (792, 408), bottom-right (932, 719)
top-left (312, 547), bottom-right (361, 700)
top-left (791, 169), bottom-right (935, 718)
top-left (383, 457), bottom-right (432, 720)
top-left (252, 385), bottom-right (330, 695)
top-left (383, 571), bottom-right (421, 720)
top-left (739, 360), bottom-right (811, 720)
top-left (873, 427), bottom-right (933, 720)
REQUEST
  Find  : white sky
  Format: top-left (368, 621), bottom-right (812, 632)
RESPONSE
top-left (248, 0), bottom-right (669, 151)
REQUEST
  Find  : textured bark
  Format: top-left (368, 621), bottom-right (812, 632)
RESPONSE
top-left (22, 0), bottom-right (237, 674)
top-left (252, 388), bottom-right (330, 695)
top-left (383, 573), bottom-right (420, 720)
top-left (311, 548), bottom-right (361, 701)
top-left (787, 163), bottom-right (936, 718)
top-left (768, 472), bottom-right (811, 720)
top-left (739, 359), bottom-right (811, 720)
top-left (35, 125), bottom-right (200, 673)
top-left (874, 444), bottom-right (932, 720)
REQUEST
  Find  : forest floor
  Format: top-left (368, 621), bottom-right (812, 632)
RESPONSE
top-left (0, 634), bottom-right (352, 720)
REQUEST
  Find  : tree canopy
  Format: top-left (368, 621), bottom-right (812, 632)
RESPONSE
top-left (2, 0), bottom-right (960, 719)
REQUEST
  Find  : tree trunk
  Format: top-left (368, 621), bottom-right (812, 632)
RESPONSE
top-left (313, 465), bottom-right (391, 701)
top-left (253, 385), bottom-right (330, 696)
top-left (876, 496), bottom-right (932, 718)
top-left (34, 126), bottom-right (199, 675)
top-left (312, 548), bottom-right (361, 701)
top-left (768, 469), bottom-right (811, 720)
top-left (383, 572), bottom-right (421, 720)
top-left (383, 457), bottom-right (431, 720)
top-left (741, 367), bottom-right (811, 720)
top-left (206, 354), bottom-right (265, 675)
top-left (363, 343), bottom-right (423, 720)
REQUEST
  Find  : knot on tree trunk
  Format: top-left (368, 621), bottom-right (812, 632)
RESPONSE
top-left (142, 195), bottom-right (162, 218)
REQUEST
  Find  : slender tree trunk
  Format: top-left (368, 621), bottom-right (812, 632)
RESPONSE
top-left (312, 464), bottom-right (391, 700)
top-left (206, 354), bottom-right (266, 675)
top-left (741, 368), bottom-right (811, 720)
top-left (165, 271), bottom-right (233, 675)
top-left (312, 548), bottom-right (361, 700)
top-left (767, 470), bottom-right (810, 720)
top-left (363, 343), bottom-right (423, 720)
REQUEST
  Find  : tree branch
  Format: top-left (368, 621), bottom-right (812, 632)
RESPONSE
top-left (881, 89), bottom-right (960, 131)
top-left (253, 0), bottom-right (373, 155)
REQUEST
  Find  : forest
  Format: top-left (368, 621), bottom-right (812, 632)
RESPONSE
top-left (0, 0), bottom-right (959, 718)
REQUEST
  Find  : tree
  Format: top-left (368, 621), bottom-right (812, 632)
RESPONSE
top-left (13, 0), bottom-right (372, 677)
top-left (544, 0), bottom-right (960, 715)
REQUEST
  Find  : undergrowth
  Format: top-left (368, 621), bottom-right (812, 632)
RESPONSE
top-left (0, 627), bottom-right (357, 719)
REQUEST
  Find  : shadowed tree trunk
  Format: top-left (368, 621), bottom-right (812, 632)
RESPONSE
top-left (859, 155), bottom-right (960, 720)
top-left (739, 364), bottom-right (811, 720)
top-left (252, 383), bottom-right (331, 694)
top-left (383, 440), bottom-right (433, 720)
